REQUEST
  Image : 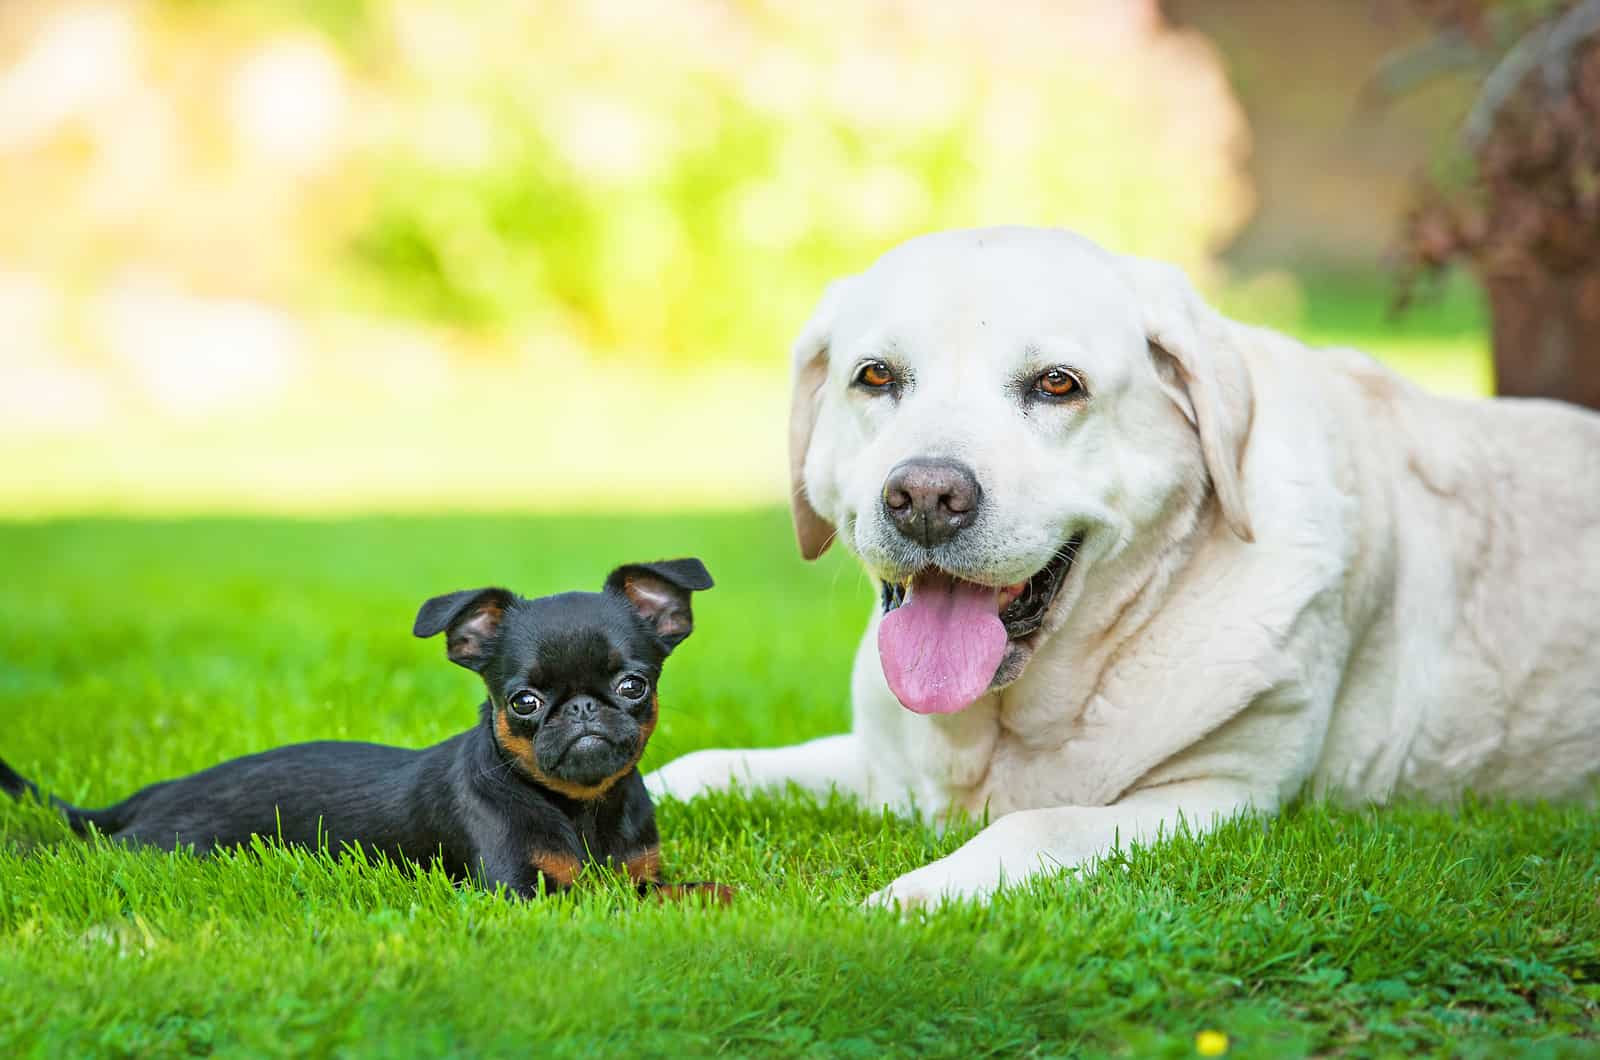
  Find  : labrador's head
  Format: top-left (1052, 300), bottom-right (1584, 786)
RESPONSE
top-left (789, 227), bottom-right (1253, 714)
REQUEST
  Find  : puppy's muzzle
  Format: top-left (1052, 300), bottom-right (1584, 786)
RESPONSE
top-left (561, 696), bottom-right (602, 723)
top-left (881, 458), bottom-right (982, 548)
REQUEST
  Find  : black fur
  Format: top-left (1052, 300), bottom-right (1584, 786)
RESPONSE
top-left (0, 559), bottom-right (723, 900)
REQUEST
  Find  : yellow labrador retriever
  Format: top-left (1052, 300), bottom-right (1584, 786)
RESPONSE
top-left (649, 226), bottom-right (1600, 908)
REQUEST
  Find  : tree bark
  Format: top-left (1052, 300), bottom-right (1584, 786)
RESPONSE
top-left (1389, 4), bottom-right (1600, 412)
top-left (1484, 267), bottom-right (1600, 409)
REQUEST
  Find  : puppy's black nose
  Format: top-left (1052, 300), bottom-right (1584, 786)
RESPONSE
top-left (882, 458), bottom-right (982, 548)
top-left (564, 696), bottom-right (600, 721)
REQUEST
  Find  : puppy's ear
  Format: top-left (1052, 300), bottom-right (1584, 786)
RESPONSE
top-left (789, 278), bottom-right (851, 560)
top-left (603, 559), bottom-right (713, 651)
top-left (413, 588), bottom-right (515, 671)
top-left (1119, 255), bottom-right (1255, 543)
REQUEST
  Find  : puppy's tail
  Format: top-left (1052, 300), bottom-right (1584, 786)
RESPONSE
top-left (0, 755), bottom-right (123, 837)
top-left (0, 755), bottom-right (41, 803)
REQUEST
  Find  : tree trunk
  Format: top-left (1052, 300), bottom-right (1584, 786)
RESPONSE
top-left (1483, 267), bottom-right (1600, 410)
top-left (1389, 7), bottom-right (1600, 412)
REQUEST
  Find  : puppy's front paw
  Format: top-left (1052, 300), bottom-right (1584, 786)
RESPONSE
top-left (649, 881), bottom-right (736, 906)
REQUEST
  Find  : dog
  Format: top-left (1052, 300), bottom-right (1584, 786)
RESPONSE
top-left (647, 225), bottom-right (1600, 909)
top-left (1, 558), bottom-right (728, 901)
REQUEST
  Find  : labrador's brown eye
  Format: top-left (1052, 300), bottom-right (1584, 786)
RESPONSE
top-left (1032, 367), bottom-right (1083, 399)
top-left (854, 361), bottom-right (896, 391)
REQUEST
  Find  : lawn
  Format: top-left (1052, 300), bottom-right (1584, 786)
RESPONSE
top-left (2, 513), bottom-right (1597, 1058)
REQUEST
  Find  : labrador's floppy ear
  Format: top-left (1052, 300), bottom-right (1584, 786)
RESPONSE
top-left (604, 558), bottom-right (714, 651)
top-left (789, 278), bottom-right (852, 560)
top-left (413, 587), bottom-right (515, 671)
top-left (1119, 256), bottom-right (1256, 543)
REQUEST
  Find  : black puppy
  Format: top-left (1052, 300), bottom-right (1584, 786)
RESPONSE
top-left (0, 559), bottom-right (725, 900)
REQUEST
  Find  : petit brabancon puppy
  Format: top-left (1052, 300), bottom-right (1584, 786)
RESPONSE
top-left (0, 559), bottom-right (727, 901)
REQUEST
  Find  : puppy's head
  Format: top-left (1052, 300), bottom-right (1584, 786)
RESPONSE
top-left (413, 558), bottom-right (713, 800)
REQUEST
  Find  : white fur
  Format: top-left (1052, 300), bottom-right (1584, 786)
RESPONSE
top-left (649, 226), bottom-right (1600, 909)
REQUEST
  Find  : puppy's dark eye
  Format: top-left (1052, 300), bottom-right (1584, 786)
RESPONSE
top-left (508, 690), bottom-right (542, 717)
top-left (1031, 367), bottom-right (1084, 400)
top-left (614, 674), bottom-right (649, 701)
top-left (852, 360), bottom-right (897, 392)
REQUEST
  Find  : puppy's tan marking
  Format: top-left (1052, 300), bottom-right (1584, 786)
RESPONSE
top-left (637, 691), bottom-right (659, 747)
top-left (530, 849), bottom-right (581, 889)
top-left (493, 710), bottom-right (540, 774)
top-left (623, 845), bottom-right (661, 884)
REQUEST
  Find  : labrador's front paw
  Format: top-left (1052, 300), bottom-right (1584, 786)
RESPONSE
top-left (861, 854), bottom-right (1001, 913)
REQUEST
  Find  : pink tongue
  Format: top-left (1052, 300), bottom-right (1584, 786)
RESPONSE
top-left (877, 572), bottom-right (1006, 714)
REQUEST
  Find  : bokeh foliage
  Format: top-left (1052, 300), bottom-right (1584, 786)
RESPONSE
top-left (151, 0), bottom-right (1253, 362)
top-left (0, 2), bottom-right (1490, 515)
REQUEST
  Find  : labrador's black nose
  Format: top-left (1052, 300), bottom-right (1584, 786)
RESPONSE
top-left (882, 458), bottom-right (982, 547)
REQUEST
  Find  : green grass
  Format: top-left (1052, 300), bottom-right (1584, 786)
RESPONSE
top-left (2, 513), bottom-right (1598, 1058)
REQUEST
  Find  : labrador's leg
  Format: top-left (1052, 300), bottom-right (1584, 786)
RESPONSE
top-left (863, 777), bottom-right (1263, 909)
top-left (645, 733), bottom-right (871, 803)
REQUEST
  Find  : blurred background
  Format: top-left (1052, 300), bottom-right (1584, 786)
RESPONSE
top-left (0, 0), bottom-right (1538, 517)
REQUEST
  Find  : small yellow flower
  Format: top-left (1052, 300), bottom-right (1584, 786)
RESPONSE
top-left (1195, 1029), bottom-right (1229, 1056)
